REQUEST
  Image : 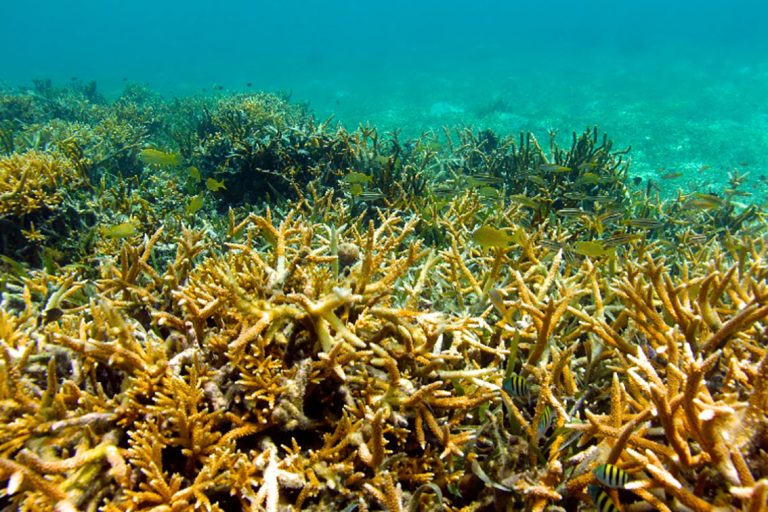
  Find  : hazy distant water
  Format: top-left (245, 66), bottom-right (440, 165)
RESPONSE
top-left (2, 0), bottom-right (768, 198)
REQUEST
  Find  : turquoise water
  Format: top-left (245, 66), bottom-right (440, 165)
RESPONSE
top-left (2, 0), bottom-right (768, 199)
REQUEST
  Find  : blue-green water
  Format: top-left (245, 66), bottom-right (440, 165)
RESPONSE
top-left (2, 0), bottom-right (768, 198)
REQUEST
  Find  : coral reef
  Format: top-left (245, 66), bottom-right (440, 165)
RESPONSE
top-left (0, 150), bottom-right (80, 217)
top-left (0, 81), bottom-right (767, 511)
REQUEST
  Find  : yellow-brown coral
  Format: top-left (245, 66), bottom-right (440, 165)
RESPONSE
top-left (0, 150), bottom-right (78, 217)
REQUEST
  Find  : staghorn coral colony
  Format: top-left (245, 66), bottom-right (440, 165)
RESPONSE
top-left (0, 82), bottom-right (766, 512)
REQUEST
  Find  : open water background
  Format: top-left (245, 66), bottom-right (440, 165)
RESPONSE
top-left (2, 0), bottom-right (768, 196)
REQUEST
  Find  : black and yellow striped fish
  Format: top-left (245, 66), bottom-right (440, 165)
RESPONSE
top-left (587, 484), bottom-right (620, 512)
top-left (502, 375), bottom-right (529, 397)
top-left (537, 405), bottom-right (553, 438)
top-left (593, 463), bottom-right (630, 489)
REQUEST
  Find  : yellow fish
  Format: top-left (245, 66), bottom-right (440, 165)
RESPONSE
top-left (540, 163), bottom-right (571, 173)
top-left (687, 193), bottom-right (724, 210)
top-left (467, 174), bottom-right (502, 187)
top-left (577, 172), bottom-right (601, 185)
top-left (342, 171), bottom-right (373, 185)
top-left (101, 222), bottom-right (137, 239)
top-left (349, 183), bottom-right (363, 196)
top-left (477, 186), bottom-right (500, 198)
top-left (593, 463), bottom-right (630, 489)
top-left (510, 225), bottom-right (528, 246)
top-left (508, 194), bottom-right (541, 209)
top-left (185, 194), bottom-right (204, 214)
top-left (206, 177), bottom-right (226, 192)
top-left (572, 241), bottom-right (614, 258)
top-left (138, 148), bottom-right (181, 167)
top-left (187, 166), bottom-right (202, 182)
top-left (471, 225), bottom-right (513, 249)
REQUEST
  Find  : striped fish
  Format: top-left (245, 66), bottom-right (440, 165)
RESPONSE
top-left (502, 375), bottom-right (529, 397)
top-left (603, 233), bottom-right (640, 247)
top-left (540, 239), bottom-right (566, 251)
top-left (357, 191), bottom-right (386, 202)
top-left (556, 208), bottom-right (587, 217)
top-left (537, 405), bottom-right (553, 438)
top-left (593, 463), bottom-right (630, 489)
top-left (623, 218), bottom-right (664, 229)
top-left (563, 192), bottom-right (615, 203)
top-left (588, 485), bottom-right (620, 512)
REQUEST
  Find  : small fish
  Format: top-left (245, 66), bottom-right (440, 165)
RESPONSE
top-left (508, 194), bottom-right (541, 209)
top-left (598, 212), bottom-right (623, 226)
top-left (415, 141), bottom-right (441, 153)
top-left (467, 174), bottom-right (502, 186)
top-left (556, 208), bottom-right (587, 217)
top-left (580, 195), bottom-right (615, 203)
top-left (577, 172), bottom-right (601, 185)
top-left (510, 225), bottom-right (529, 247)
top-left (593, 464), bottom-right (630, 489)
top-left (539, 163), bottom-right (571, 173)
top-left (101, 222), bottom-right (137, 239)
top-left (603, 233), bottom-right (640, 247)
top-left (349, 183), bottom-right (364, 196)
top-left (572, 241), bottom-right (614, 258)
top-left (537, 405), bottom-right (553, 438)
top-left (527, 175), bottom-right (547, 186)
top-left (562, 192), bottom-right (591, 201)
top-left (471, 225), bottom-right (513, 249)
top-left (588, 485), bottom-right (620, 512)
top-left (357, 191), bottom-right (386, 202)
top-left (138, 148), bottom-right (181, 167)
top-left (40, 307), bottom-right (64, 325)
top-left (687, 193), bottom-right (724, 210)
top-left (725, 188), bottom-right (752, 197)
top-left (660, 171), bottom-right (682, 180)
top-left (187, 166), bottom-right (202, 182)
top-left (487, 289), bottom-right (508, 317)
top-left (433, 185), bottom-right (456, 199)
top-left (477, 186), bottom-right (501, 198)
top-left (206, 177), bottom-right (226, 192)
top-left (502, 375), bottom-right (529, 397)
top-left (687, 234), bottom-right (709, 244)
top-left (623, 218), bottom-right (664, 230)
top-left (246, 82), bottom-right (253, 87)
top-left (342, 171), bottom-right (373, 185)
top-left (563, 193), bottom-right (615, 204)
top-left (578, 162), bottom-right (600, 171)
top-left (185, 194), bottom-right (204, 214)
top-left (540, 239), bottom-right (566, 251)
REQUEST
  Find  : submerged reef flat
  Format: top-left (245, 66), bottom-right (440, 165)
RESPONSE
top-left (0, 82), bottom-right (767, 512)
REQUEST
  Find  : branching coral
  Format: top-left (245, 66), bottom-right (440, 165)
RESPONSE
top-left (1, 82), bottom-right (767, 512)
top-left (0, 150), bottom-right (79, 218)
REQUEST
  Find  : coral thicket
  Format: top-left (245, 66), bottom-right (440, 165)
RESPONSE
top-left (0, 82), bottom-right (766, 512)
